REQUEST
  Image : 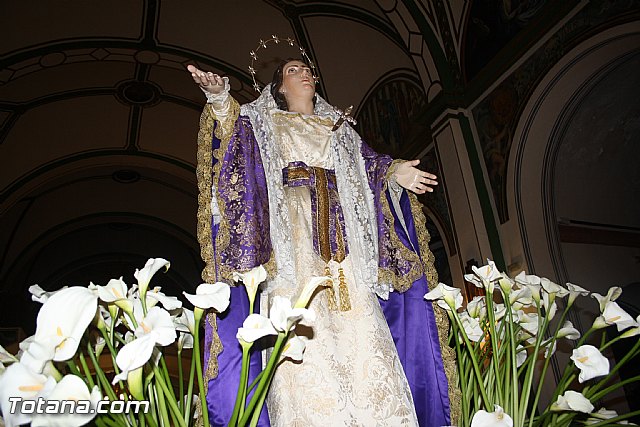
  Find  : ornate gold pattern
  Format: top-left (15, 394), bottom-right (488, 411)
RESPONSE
top-left (196, 104), bottom-right (217, 284)
top-left (204, 312), bottom-right (223, 390)
top-left (314, 168), bottom-right (332, 262)
top-left (407, 193), bottom-right (461, 425)
top-left (196, 98), bottom-right (240, 385)
top-left (378, 160), bottom-right (424, 292)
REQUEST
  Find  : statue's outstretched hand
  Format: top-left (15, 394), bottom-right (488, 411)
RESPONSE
top-left (393, 160), bottom-right (438, 194)
top-left (187, 64), bottom-right (226, 95)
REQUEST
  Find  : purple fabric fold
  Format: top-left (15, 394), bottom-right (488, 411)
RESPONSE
top-left (204, 286), bottom-right (269, 427)
top-left (216, 116), bottom-right (272, 276)
top-left (379, 189), bottom-right (451, 427)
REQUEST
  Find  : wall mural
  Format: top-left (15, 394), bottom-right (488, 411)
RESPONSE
top-left (356, 78), bottom-right (427, 157)
top-left (472, 0), bottom-right (639, 223)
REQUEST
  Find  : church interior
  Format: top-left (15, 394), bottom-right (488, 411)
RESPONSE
top-left (1, 0), bottom-right (639, 419)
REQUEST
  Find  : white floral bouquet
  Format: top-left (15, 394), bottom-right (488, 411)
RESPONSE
top-left (0, 258), bottom-right (328, 427)
top-left (425, 260), bottom-right (640, 427)
top-left (0, 258), bottom-right (228, 427)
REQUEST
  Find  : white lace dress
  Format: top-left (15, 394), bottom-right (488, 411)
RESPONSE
top-left (263, 111), bottom-right (418, 427)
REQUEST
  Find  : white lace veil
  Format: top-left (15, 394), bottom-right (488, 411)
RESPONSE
top-left (240, 85), bottom-right (391, 298)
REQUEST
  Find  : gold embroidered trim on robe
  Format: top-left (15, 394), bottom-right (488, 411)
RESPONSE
top-left (196, 99), bottom-right (240, 386)
top-left (407, 192), bottom-right (461, 426)
top-left (378, 159), bottom-right (426, 293)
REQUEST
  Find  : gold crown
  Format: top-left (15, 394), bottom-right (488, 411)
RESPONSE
top-left (248, 35), bottom-right (319, 92)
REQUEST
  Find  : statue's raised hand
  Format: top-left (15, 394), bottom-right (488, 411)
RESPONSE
top-left (187, 64), bottom-right (226, 95)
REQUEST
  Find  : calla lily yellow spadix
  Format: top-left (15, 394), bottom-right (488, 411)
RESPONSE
top-left (571, 345), bottom-right (610, 383)
top-left (32, 287), bottom-right (99, 364)
top-left (236, 314), bottom-right (278, 343)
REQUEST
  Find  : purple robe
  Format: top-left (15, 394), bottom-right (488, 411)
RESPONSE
top-left (197, 106), bottom-right (453, 427)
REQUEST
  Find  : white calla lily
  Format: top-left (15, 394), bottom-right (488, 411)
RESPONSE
top-left (592, 315), bottom-right (608, 330)
top-left (146, 287), bottom-right (183, 310)
top-left (236, 314), bottom-right (278, 343)
top-left (94, 336), bottom-right (106, 357)
top-left (424, 282), bottom-right (463, 311)
top-left (515, 272), bottom-right (542, 303)
top-left (540, 277), bottom-right (569, 298)
top-left (557, 321), bottom-right (580, 340)
top-left (28, 285), bottom-right (68, 305)
top-left (93, 277), bottom-right (127, 303)
top-left (571, 345), bottom-right (609, 383)
top-left (32, 287), bottom-right (98, 363)
top-left (125, 296), bottom-right (147, 331)
top-left (113, 334), bottom-right (156, 384)
top-left (178, 333), bottom-right (194, 351)
top-left (0, 362), bottom-right (56, 427)
top-left (516, 345), bottom-right (527, 368)
top-left (97, 305), bottom-right (120, 331)
top-left (233, 265), bottom-right (267, 306)
top-left (93, 278), bottom-right (133, 313)
top-left (542, 292), bottom-right (557, 320)
top-left (471, 404), bottom-right (513, 427)
top-left (586, 408), bottom-right (635, 425)
top-left (518, 311), bottom-right (540, 336)
top-left (175, 308), bottom-right (196, 335)
top-left (602, 301), bottom-right (638, 332)
top-left (134, 258), bottom-right (170, 297)
top-left (551, 390), bottom-right (594, 413)
top-left (294, 276), bottom-right (332, 309)
top-left (566, 282), bottom-right (590, 306)
top-left (544, 340), bottom-right (557, 358)
top-left (183, 282), bottom-right (231, 312)
top-left (269, 296), bottom-right (315, 333)
top-left (135, 306), bottom-right (176, 346)
top-left (498, 273), bottom-right (515, 296)
top-left (466, 296), bottom-right (486, 319)
top-left (509, 286), bottom-right (533, 307)
top-left (620, 315), bottom-right (640, 338)
top-left (592, 286), bottom-right (623, 313)
top-left (464, 260), bottom-right (502, 291)
top-left (493, 303), bottom-right (507, 322)
top-left (281, 336), bottom-right (306, 362)
top-left (17, 336), bottom-right (54, 373)
top-left (460, 313), bottom-right (484, 342)
top-left (30, 375), bottom-right (102, 427)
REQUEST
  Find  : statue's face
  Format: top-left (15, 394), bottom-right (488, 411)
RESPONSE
top-left (280, 60), bottom-right (315, 101)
